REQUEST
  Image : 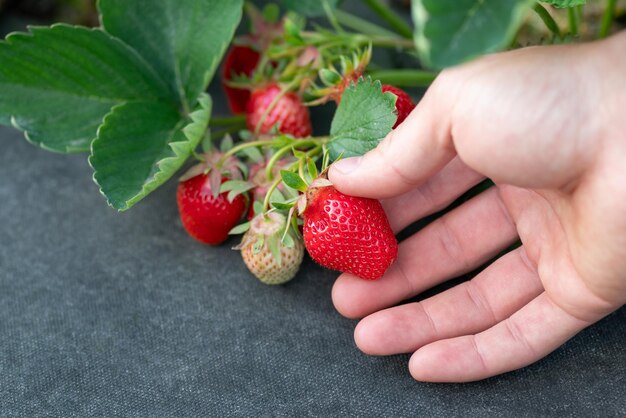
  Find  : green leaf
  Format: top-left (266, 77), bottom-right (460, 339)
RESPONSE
top-left (328, 77), bottom-right (397, 160)
top-left (271, 201), bottom-right (295, 210)
top-left (412, 0), bottom-right (534, 69)
top-left (220, 180), bottom-right (254, 194)
top-left (307, 158), bottom-right (319, 181)
top-left (280, 170), bottom-right (308, 192)
top-left (267, 236), bottom-right (282, 266)
top-left (269, 188), bottom-right (287, 204)
top-left (99, 0), bottom-right (243, 109)
top-left (220, 179), bottom-right (254, 203)
top-left (0, 24), bottom-right (168, 152)
top-left (319, 68), bottom-right (342, 86)
top-left (253, 201), bottom-right (264, 217)
top-left (229, 222), bottom-right (251, 235)
top-left (90, 94), bottom-right (212, 210)
top-left (282, 0), bottom-right (340, 17)
top-left (282, 230), bottom-right (295, 248)
top-left (541, 0), bottom-right (585, 7)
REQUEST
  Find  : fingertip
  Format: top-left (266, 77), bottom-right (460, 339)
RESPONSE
top-left (331, 273), bottom-right (365, 319)
top-left (409, 337), bottom-right (491, 383)
top-left (327, 157), bottom-right (366, 197)
top-left (329, 156), bottom-right (362, 177)
top-left (408, 347), bottom-right (434, 382)
top-left (354, 318), bottom-right (376, 355)
top-left (353, 313), bottom-right (392, 356)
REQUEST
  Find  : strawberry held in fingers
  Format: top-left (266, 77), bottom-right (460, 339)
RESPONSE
top-left (246, 84), bottom-right (312, 138)
top-left (301, 178), bottom-right (398, 280)
top-left (381, 84), bottom-right (415, 128)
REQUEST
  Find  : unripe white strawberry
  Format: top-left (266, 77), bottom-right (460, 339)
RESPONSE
top-left (238, 212), bottom-right (304, 285)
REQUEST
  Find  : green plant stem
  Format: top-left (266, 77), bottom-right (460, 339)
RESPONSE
top-left (265, 144), bottom-right (294, 181)
top-left (533, 3), bottom-right (562, 39)
top-left (363, 36), bottom-right (415, 49)
top-left (262, 145), bottom-right (322, 213)
top-left (209, 115), bottom-right (246, 127)
top-left (599, 0), bottom-right (616, 38)
top-left (299, 31), bottom-right (414, 50)
top-left (219, 139), bottom-right (276, 163)
top-left (323, 0), bottom-right (344, 33)
top-left (568, 7), bottom-right (579, 36)
top-left (334, 9), bottom-right (400, 39)
top-left (367, 69), bottom-right (438, 87)
top-left (363, 0), bottom-right (413, 39)
top-left (211, 125), bottom-right (244, 141)
top-left (266, 139), bottom-right (326, 180)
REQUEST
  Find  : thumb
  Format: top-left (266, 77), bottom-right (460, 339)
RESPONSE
top-left (328, 76), bottom-right (457, 199)
top-left (330, 39), bottom-right (609, 198)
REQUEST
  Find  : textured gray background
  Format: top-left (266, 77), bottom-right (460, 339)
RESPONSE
top-left (2, 100), bottom-right (626, 418)
top-left (1, 3), bottom-right (626, 417)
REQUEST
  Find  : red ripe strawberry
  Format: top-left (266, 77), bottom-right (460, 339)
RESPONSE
top-left (302, 183), bottom-right (397, 280)
top-left (246, 84), bottom-right (312, 138)
top-left (177, 174), bottom-right (246, 245)
top-left (381, 84), bottom-right (415, 128)
top-left (222, 44), bottom-right (260, 114)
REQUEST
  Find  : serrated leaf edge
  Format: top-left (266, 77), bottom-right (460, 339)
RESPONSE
top-left (90, 93), bottom-right (212, 211)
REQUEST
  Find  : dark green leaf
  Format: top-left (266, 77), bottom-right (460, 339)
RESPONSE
top-left (280, 170), bottom-right (308, 192)
top-left (282, 0), bottom-right (340, 17)
top-left (90, 94), bottom-right (212, 210)
top-left (0, 24), bottom-right (168, 152)
top-left (99, 0), bottom-right (243, 108)
top-left (328, 77), bottom-right (397, 160)
top-left (541, 0), bottom-right (585, 7)
top-left (412, 0), bottom-right (534, 69)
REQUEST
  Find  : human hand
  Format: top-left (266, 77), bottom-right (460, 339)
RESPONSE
top-left (328, 31), bottom-right (626, 382)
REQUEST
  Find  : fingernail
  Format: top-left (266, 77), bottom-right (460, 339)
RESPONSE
top-left (332, 157), bottom-right (362, 175)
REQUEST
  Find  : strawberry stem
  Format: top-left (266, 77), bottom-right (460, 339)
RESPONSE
top-left (219, 139), bottom-right (276, 166)
top-left (532, 4), bottom-right (562, 40)
top-left (362, 0), bottom-right (413, 39)
top-left (599, 0), bottom-right (616, 38)
top-left (323, 0), bottom-right (345, 34)
top-left (265, 139), bottom-right (321, 181)
top-left (262, 145), bottom-right (322, 214)
top-left (210, 115), bottom-right (247, 127)
top-left (367, 69), bottom-right (438, 87)
top-left (333, 9), bottom-right (399, 39)
top-left (568, 6), bottom-right (579, 36)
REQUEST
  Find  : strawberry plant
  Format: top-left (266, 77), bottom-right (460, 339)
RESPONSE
top-left (1, 0), bottom-right (622, 284)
